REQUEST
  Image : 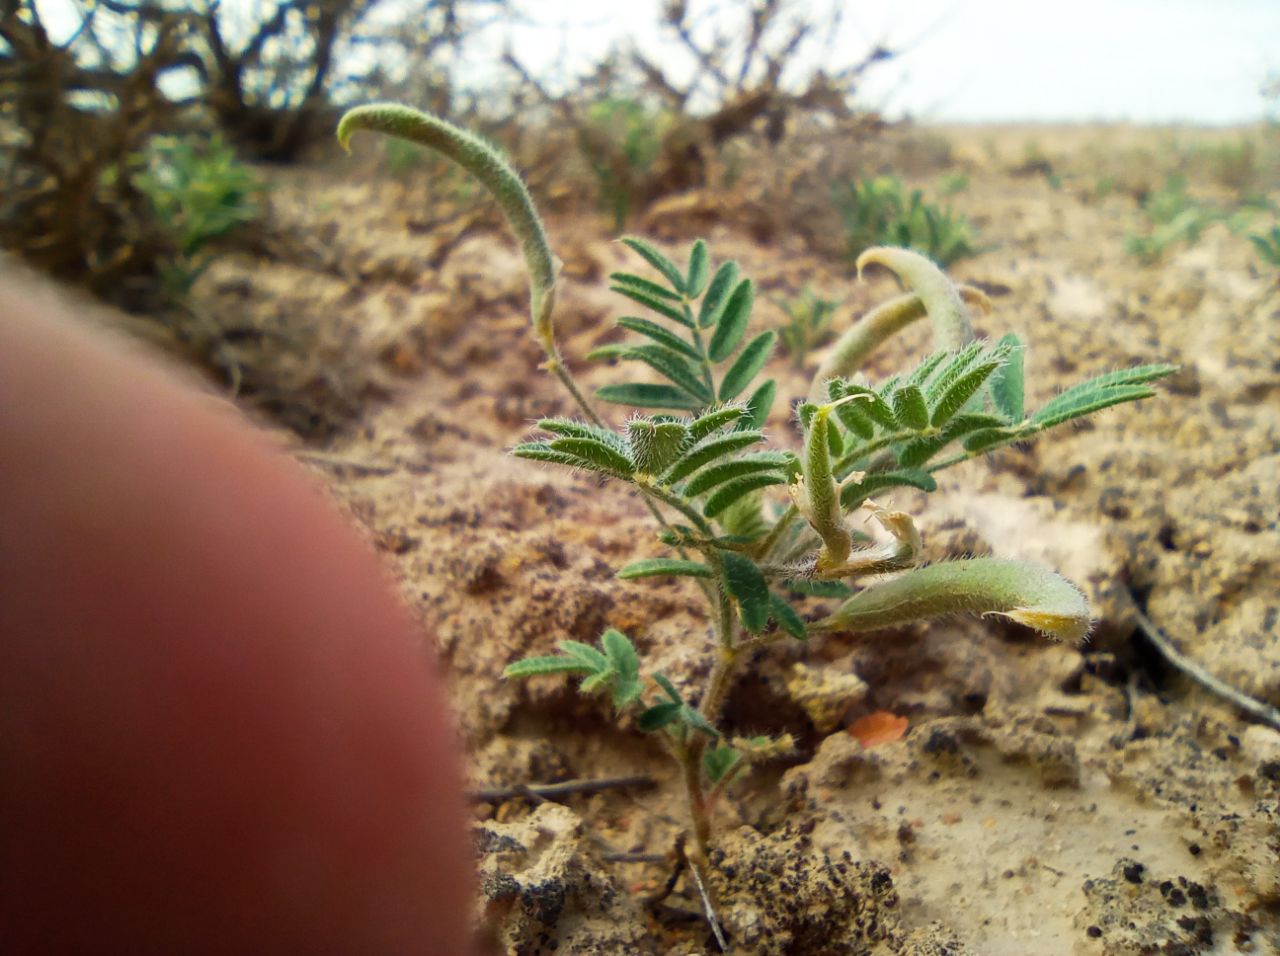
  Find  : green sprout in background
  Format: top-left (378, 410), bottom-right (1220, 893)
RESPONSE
top-left (771, 284), bottom-right (839, 369)
top-left (337, 103), bottom-right (1175, 912)
top-left (132, 134), bottom-right (263, 298)
top-left (833, 173), bottom-right (981, 266)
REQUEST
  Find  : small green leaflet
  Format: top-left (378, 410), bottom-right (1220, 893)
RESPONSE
top-left (707, 279), bottom-right (755, 362)
top-left (721, 551), bottom-right (770, 634)
top-left (621, 236), bottom-right (686, 294)
top-left (617, 558), bottom-right (714, 579)
top-left (719, 330), bottom-right (776, 401)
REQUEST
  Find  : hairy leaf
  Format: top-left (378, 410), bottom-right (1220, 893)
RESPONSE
top-left (890, 384), bottom-right (930, 430)
top-left (698, 261), bottom-right (740, 328)
top-left (784, 578), bottom-right (854, 598)
top-left (622, 236), bottom-right (686, 293)
top-left (548, 437), bottom-right (633, 477)
top-left (589, 344), bottom-right (710, 402)
top-left (512, 443), bottom-right (617, 475)
top-left (615, 316), bottom-right (703, 360)
top-left (617, 558), bottom-right (715, 579)
top-left (768, 593), bottom-right (808, 640)
top-left (559, 639), bottom-right (610, 671)
top-left (741, 379), bottom-right (776, 431)
top-left (906, 348), bottom-right (952, 387)
top-left (897, 413), bottom-right (1008, 467)
top-left (662, 430), bottom-right (766, 484)
top-left (626, 419), bottom-right (690, 474)
top-left (988, 333), bottom-right (1025, 422)
top-left (503, 656), bottom-right (594, 678)
top-left (537, 418), bottom-right (629, 453)
top-left (683, 451), bottom-right (793, 497)
top-left (638, 701), bottom-right (683, 731)
top-left (703, 473), bottom-right (789, 519)
top-left (1030, 384), bottom-right (1157, 430)
top-left (601, 628), bottom-right (642, 707)
top-left (719, 330), bottom-right (776, 401)
top-left (596, 383), bottom-right (704, 411)
top-left (722, 551), bottom-right (771, 634)
top-left (686, 239), bottom-right (710, 298)
top-left (704, 745), bottom-right (743, 784)
top-left (610, 277), bottom-right (692, 326)
top-left (688, 405), bottom-right (747, 441)
top-left (930, 355), bottom-right (1005, 426)
top-left (839, 468), bottom-right (938, 509)
top-left (707, 278), bottom-right (755, 361)
top-left (835, 382), bottom-right (897, 429)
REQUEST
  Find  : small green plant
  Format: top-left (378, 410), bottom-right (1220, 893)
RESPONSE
top-left (771, 285), bottom-right (839, 368)
top-left (337, 104), bottom-right (1175, 898)
top-left (581, 95), bottom-right (671, 230)
top-left (834, 175), bottom-right (980, 266)
top-left (1250, 225), bottom-right (1280, 268)
top-left (132, 134), bottom-right (262, 297)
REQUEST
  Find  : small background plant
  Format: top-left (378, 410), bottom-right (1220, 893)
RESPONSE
top-left (771, 285), bottom-right (840, 368)
top-left (833, 174), bottom-right (981, 266)
top-left (132, 134), bottom-right (264, 299)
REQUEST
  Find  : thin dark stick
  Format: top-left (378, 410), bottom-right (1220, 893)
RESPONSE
top-left (602, 852), bottom-right (669, 864)
top-left (468, 774), bottom-right (655, 804)
top-left (1132, 602), bottom-right (1280, 731)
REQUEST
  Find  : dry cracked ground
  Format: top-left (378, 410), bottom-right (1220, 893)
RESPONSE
top-left (154, 124), bottom-right (1279, 954)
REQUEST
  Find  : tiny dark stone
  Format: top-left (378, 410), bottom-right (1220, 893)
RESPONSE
top-left (1258, 760), bottom-right (1280, 782)
top-left (1188, 843), bottom-right (1201, 856)
top-left (1123, 862), bottom-right (1145, 884)
top-left (1086, 925), bottom-right (1103, 938)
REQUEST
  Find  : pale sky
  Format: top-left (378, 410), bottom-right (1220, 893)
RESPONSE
top-left (30, 0), bottom-right (1280, 123)
top-left (497, 0), bottom-right (1280, 124)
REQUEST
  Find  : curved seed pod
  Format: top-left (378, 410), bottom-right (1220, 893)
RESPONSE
top-left (856, 247), bottom-right (977, 353)
top-left (337, 104), bottom-right (558, 350)
top-left (820, 557), bottom-right (1091, 643)
top-left (809, 285), bottom-right (990, 403)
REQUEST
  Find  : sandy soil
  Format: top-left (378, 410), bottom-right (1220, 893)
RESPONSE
top-left (186, 123), bottom-right (1279, 954)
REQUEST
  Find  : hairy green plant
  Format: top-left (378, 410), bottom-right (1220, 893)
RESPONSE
top-left (132, 134), bottom-right (263, 297)
top-left (337, 104), bottom-right (1175, 886)
top-left (771, 285), bottom-right (839, 368)
top-left (834, 175), bottom-right (980, 266)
